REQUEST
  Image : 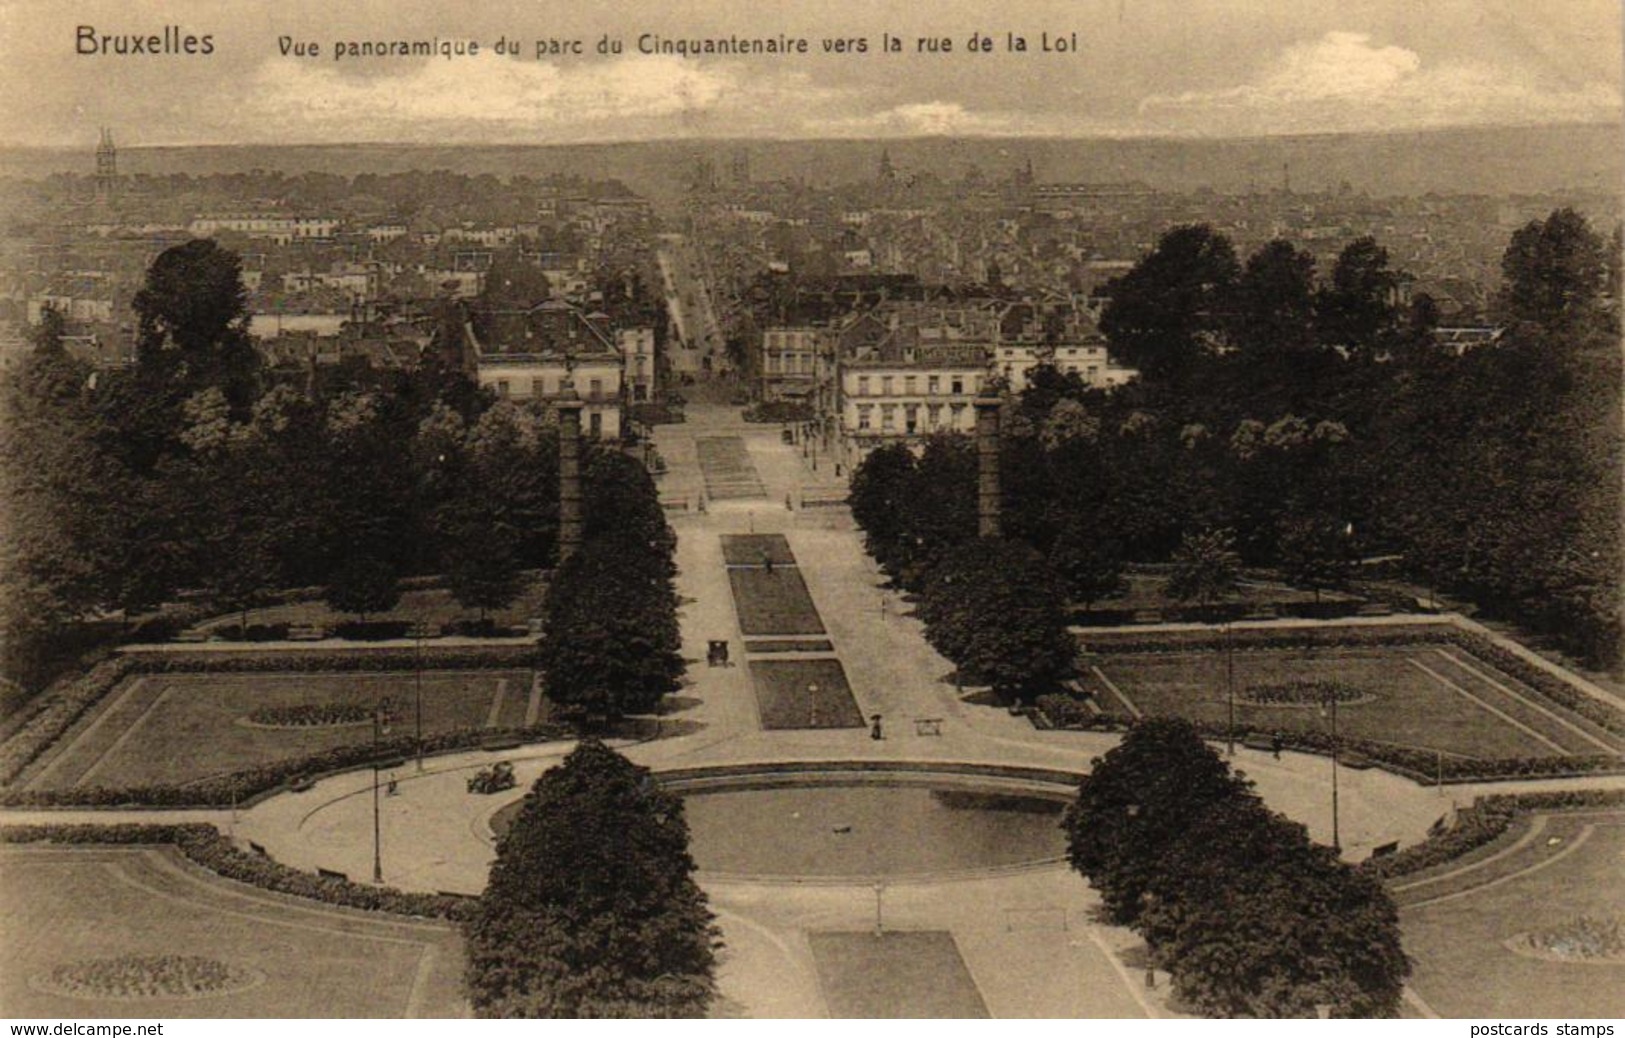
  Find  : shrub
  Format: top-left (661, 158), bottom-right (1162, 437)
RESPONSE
top-left (246, 703), bottom-right (371, 727)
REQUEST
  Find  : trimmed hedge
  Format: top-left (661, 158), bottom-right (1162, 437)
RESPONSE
top-left (125, 645), bottom-right (538, 674)
top-left (0, 822), bottom-right (475, 920)
top-left (1031, 700), bottom-right (1625, 784)
top-left (0, 722), bottom-right (571, 809)
top-left (0, 657), bottom-right (138, 786)
top-left (1361, 788), bottom-right (1625, 881)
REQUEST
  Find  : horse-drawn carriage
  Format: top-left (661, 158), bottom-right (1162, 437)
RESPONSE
top-left (467, 761), bottom-right (516, 794)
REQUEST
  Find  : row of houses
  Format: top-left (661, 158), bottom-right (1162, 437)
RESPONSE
top-left (757, 297), bottom-right (1138, 461)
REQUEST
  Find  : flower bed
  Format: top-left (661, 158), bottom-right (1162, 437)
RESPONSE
top-left (1240, 680), bottom-right (1371, 707)
top-left (1361, 789), bottom-right (1625, 880)
top-left (245, 703), bottom-right (371, 728)
top-left (33, 955), bottom-right (262, 1000)
top-left (1510, 916), bottom-right (1625, 964)
top-left (0, 822), bottom-right (475, 921)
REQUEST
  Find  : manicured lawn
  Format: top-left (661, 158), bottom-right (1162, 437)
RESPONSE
top-left (1399, 813), bottom-right (1625, 1018)
top-left (747, 659), bottom-right (863, 729)
top-left (807, 931), bottom-right (989, 1018)
top-left (1083, 646), bottom-right (1614, 760)
top-left (721, 534), bottom-right (796, 567)
top-left (29, 670), bottom-right (534, 790)
top-left (0, 846), bottom-right (467, 1018)
top-left (728, 569), bottom-right (826, 636)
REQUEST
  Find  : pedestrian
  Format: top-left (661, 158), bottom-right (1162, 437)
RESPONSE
top-left (870, 714), bottom-right (884, 740)
top-left (1271, 734), bottom-right (1283, 760)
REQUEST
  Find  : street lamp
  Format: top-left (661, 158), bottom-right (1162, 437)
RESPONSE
top-left (414, 624), bottom-right (424, 772)
top-left (1225, 620), bottom-right (1236, 755)
top-left (372, 697), bottom-right (393, 884)
top-left (1321, 689), bottom-right (1341, 852)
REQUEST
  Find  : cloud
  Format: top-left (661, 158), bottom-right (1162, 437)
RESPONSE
top-left (236, 53), bottom-right (822, 142)
top-left (1138, 30), bottom-right (1622, 135)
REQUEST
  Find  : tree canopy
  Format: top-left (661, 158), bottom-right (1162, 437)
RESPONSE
top-left (467, 739), bottom-right (718, 1017)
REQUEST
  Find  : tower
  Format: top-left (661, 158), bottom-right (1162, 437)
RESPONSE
top-left (94, 128), bottom-right (117, 205)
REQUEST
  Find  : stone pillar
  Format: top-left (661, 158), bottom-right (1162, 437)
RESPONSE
top-left (557, 386), bottom-right (584, 562)
top-left (973, 385), bottom-right (1002, 539)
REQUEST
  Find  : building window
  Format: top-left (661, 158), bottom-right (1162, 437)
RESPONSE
top-left (590, 378), bottom-right (603, 399)
top-left (927, 404), bottom-right (942, 428)
top-left (1087, 366), bottom-right (1099, 379)
top-left (881, 376), bottom-right (894, 395)
top-left (950, 377), bottom-right (963, 395)
top-left (496, 380), bottom-right (510, 397)
top-left (590, 411), bottom-right (602, 437)
top-left (858, 375), bottom-right (871, 396)
top-left (904, 375), bottom-right (917, 395)
top-left (905, 405), bottom-right (919, 434)
top-left (880, 405), bottom-right (896, 431)
top-left (857, 405), bottom-right (873, 430)
top-left (531, 378), bottom-right (547, 397)
top-left (928, 375), bottom-right (940, 395)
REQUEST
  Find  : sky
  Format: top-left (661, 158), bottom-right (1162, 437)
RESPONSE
top-left (0, 0), bottom-right (1620, 147)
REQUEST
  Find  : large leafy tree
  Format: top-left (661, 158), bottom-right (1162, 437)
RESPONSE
top-left (915, 538), bottom-right (1073, 703)
top-left (1140, 799), bottom-right (1409, 1018)
top-left (467, 740), bottom-right (718, 1017)
top-left (1232, 239), bottom-right (1319, 355)
top-left (1063, 717), bottom-right (1257, 925)
top-left (1166, 527), bottom-right (1240, 615)
top-left (1100, 224), bottom-right (1240, 381)
top-left (131, 237), bottom-right (259, 411)
top-left (1316, 237), bottom-right (1402, 353)
top-left (1497, 208), bottom-right (1610, 342)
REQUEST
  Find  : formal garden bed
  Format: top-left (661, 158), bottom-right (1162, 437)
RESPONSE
top-left (242, 703), bottom-right (372, 728)
top-left (1361, 788), bottom-right (1625, 880)
top-left (1507, 916), bottom-right (1625, 965)
top-left (1239, 679), bottom-right (1374, 707)
top-left (32, 955), bottom-right (264, 1001)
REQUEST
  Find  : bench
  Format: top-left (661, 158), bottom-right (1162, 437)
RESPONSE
top-left (174, 628), bottom-right (210, 643)
top-left (288, 624), bottom-right (325, 641)
top-left (1242, 734), bottom-right (1278, 753)
top-left (316, 867), bottom-right (349, 882)
top-left (914, 717), bottom-right (944, 737)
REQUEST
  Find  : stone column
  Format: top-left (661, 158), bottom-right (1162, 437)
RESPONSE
top-left (973, 385), bottom-right (1002, 539)
top-left (557, 385), bottom-right (584, 562)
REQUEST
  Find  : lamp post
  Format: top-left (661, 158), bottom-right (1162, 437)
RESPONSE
top-left (873, 881), bottom-right (886, 936)
top-left (1225, 620), bottom-right (1236, 756)
top-left (807, 682), bottom-right (819, 728)
top-left (414, 624), bottom-right (424, 772)
top-left (1322, 689), bottom-right (1341, 852)
top-left (372, 697), bottom-right (392, 884)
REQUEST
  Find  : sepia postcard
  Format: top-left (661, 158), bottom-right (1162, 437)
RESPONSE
top-left (0, 0), bottom-right (1621, 1025)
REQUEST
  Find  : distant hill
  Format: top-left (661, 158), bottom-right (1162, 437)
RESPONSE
top-left (2, 123), bottom-right (1619, 209)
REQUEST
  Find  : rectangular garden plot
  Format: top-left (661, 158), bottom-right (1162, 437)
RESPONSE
top-left (747, 659), bottom-right (863, 730)
top-left (728, 568), bottom-right (826, 636)
top-left (720, 533), bottom-right (796, 567)
top-left (27, 670), bottom-right (534, 791)
top-left (807, 931), bottom-right (990, 1018)
top-left (1083, 646), bottom-right (1614, 761)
